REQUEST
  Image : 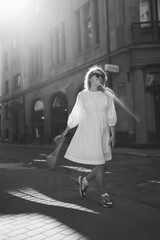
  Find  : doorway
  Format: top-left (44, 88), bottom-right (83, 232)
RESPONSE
top-left (51, 92), bottom-right (68, 138)
top-left (33, 100), bottom-right (44, 140)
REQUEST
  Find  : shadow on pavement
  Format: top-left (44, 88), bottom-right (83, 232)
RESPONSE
top-left (0, 143), bottom-right (160, 239)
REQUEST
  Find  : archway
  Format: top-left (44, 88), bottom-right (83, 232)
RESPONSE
top-left (33, 100), bottom-right (44, 139)
top-left (51, 92), bottom-right (68, 138)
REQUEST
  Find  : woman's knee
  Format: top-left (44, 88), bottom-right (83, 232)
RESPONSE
top-left (95, 164), bottom-right (105, 171)
top-left (104, 162), bottom-right (109, 171)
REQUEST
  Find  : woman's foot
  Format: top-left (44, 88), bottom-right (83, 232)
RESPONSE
top-left (78, 176), bottom-right (88, 198)
top-left (101, 193), bottom-right (113, 208)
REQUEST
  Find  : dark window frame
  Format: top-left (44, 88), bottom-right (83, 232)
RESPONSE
top-left (4, 80), bottom-right (9, 95)
top-left (14, 73), bottom-right (21, 90)
top-left (4, 104), bottom-right (9, 120)
top-left (93, 0), bottom-right (100, 44)
top-left (61, 21), bottom-right (66, 61)
top-left (83, 1), bottom-right (92, 49)
top-left (75, 8), bottom-right (82, 53)
top-left (55, 26), bottom-right (60, 64)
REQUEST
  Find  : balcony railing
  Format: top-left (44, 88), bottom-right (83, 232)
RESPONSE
top-left (132, 21), bottom-right (160, 44)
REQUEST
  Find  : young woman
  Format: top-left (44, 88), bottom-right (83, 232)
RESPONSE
top-left (58, 65), bottom-right (117, 207)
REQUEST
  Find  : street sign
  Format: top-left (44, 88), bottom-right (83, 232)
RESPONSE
top-left (105, 64), bottom-right (120, 73)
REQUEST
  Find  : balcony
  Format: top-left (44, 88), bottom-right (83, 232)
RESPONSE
top-left (132, 21), bottom-right (160, 45)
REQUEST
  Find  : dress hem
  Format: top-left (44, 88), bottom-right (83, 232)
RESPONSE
top-left (64, 154), bottom-right (112, 165)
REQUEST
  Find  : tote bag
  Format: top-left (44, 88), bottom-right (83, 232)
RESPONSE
top-left (46, 137), bottom-right (65, 170)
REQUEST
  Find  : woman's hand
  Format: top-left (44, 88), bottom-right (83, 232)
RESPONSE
top-left (54, 134), bottom-right (64, 144)
top-left (109, 126), bottom-right (116, 148)
top-left (109, 135), bottom-right (116, 148)
top-left (54, 126), bottom-right (71, 144)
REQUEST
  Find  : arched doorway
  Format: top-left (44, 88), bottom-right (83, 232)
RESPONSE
top-left (51, 92), bottom-right (68, 138)
top-left (33, 100), bottom-right (44, 140)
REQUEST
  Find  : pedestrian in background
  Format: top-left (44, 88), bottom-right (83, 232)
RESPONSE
top-left (57, 65), bottom-right (117, 207)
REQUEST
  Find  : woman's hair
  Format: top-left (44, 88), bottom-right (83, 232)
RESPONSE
top-left (84, 65), bottom-right (107, 91)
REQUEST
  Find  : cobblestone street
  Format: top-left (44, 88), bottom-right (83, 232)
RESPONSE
top-left (0, 143), bottom-right (160, 240)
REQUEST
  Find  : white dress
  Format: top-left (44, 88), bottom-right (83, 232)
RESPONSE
top-left (64, 90), bottom-right (117, 165)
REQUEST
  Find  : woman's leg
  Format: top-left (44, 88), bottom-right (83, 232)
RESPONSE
top-left (78, 162), bottom-right (109, 198)
top-left (84, 161), bottom-right (108, 185)
top-left (96, 162), bottom-right (112, 207)
top-left (85, 161), bottom-right (108, 182)
top-left (86, 167), bottom-right (96, 182)
top-left (95, 164), bottom-right (106, 194)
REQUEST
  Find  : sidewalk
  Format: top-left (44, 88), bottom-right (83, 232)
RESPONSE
top-left (113, 147), bottom-right (160, 158)
top-left (0, 143), bottom-right (160, 239)
top-left (1, 141), bottom-right (160, 158)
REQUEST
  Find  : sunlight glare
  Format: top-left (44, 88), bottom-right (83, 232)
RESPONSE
top-left (0, 213), bottom-right (89, 239)
top-left (1, 0), bottom-right (24, 15)
top-left (0, 0), bottom-right (26, 24)
top-left (7, 187), bottom-right (100, 214)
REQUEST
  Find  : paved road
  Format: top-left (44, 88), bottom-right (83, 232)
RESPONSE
top-left (0, 143), bottom-right (160, 240)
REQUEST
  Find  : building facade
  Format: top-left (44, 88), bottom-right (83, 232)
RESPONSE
top-left (0, 0), bottom-right (160, 146)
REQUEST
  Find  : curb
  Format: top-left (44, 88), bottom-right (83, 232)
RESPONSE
top-left (0, 142), bottom-right (53, 150)
top-left (113, 151), bottom-right (160, 158)
top-left (1, 143), bottom-right (160, 158)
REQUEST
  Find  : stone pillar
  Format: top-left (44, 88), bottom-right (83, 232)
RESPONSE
top-left (133, 68), bottom-right (148, 143)
top-left (127, 71), bottom-right (136, 143)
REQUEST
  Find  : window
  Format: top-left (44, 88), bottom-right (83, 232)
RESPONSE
top-left (55, 27), bottom-right (60, 64)
top-left (30, 46), bottom-right (34, 77)
top-left (75, 9), bottom-right (82, 53)
top-left (31, 41), bottom-right (42, 77)
top-left (37, 41), bottom-right (42, 74)
top-left (157, 0), bottom-right (160, 20)
top-left (140, 0), bottom-right (160, 22)
top-left (93, 0), bottom-right (99, 44)
top-left (48, 30), bottom-right (54, 65)
top-left (5, 129), bottom-right (9, 139)
top-left (139, 0), bottom-right (151, 22)
top-left (4, 104), bottom-right (9, 120)
top-left (4, 51), bottom-right (8, 70)
top-left (75, 1), bottom-right (100, 53)
top-left (83, 1), bottom-right (92, 49)
top-left (145, 73), bottom-right (160, 88)
top-left (49, 23), bottom-right (66, 65)
top-left (4, 80), bottom-right (9, 95)
top-left (61, 22), bottom-right (66, 61)
top-left (14, 74), bottom-right (21, 89)
top-left (35, 43), bottom-right (39, 75)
